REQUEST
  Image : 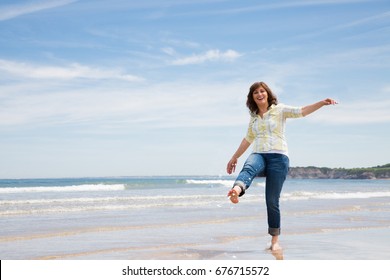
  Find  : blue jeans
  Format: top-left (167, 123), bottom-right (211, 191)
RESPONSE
top-left (234, 153), bottom-right (290, 236)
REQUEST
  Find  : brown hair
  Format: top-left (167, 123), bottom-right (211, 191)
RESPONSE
top-left (246, 81), bottom-right (278, 114)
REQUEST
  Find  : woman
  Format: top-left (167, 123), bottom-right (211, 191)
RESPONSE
top-left (226, 81), bottom-right (337, 251)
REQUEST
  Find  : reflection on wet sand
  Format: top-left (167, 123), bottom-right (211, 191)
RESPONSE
top-left (271, 248), bottom-right (284, 260)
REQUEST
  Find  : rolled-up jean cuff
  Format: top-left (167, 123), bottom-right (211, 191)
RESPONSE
top-left (268, 227), bottom-right (281, 236)
top-left (233, 181), bottom-right (246, 197)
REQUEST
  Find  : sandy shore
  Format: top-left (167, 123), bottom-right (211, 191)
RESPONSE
top-left (37, 227), bottom-right (389, 260)
top-left (1, 178), bottom-right (389, 260)
top-left (2, 210), bottom-right (388, 260)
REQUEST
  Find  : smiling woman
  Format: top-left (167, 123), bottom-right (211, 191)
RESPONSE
top-left (246, 82), bottom-right (278, 115)
top-left (226, 81), bottom-right (337, 252)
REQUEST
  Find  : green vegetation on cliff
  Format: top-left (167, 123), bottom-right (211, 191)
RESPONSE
top-left (288, 164), bottom-right (390, 179)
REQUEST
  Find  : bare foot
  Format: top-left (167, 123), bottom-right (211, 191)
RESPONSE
top-left (271, 242), bottom-right (282, 251)
top-left (227, 186), bottom-right (241, 204)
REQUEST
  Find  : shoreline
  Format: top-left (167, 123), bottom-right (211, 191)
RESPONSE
top-left (1, 164), bottom-right (390, 181)
top-left (1, 178), bottom-right (388, 260)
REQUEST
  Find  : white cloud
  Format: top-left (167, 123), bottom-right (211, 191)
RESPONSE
top-left (171, 49), bottom-right (242, 65)
top-left (175, 0), bottom-right (371, 17)
top-left (0, 0), bottom-right (78, 21)
top-left (0, 79), bottom-right (248, 129)
top-left (0, 59), bottom-right (144, 82)
top-left (162, 38), bottom-right (201, 49)
top-left (336, 10), bottom-right (390, 29)
top-left (161, 47), bottom-right (176, 56)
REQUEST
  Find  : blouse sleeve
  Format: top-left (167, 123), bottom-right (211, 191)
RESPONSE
top-left (280, 104), bottom-right (303, 119)
top-left (244, 116), bottom-right (256, 143)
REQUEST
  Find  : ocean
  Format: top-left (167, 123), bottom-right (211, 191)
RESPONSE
top-left (0, 176), bottom-right (389, 260)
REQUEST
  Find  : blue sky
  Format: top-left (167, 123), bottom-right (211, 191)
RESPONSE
top-left (0, 0), bottom-right (389, 178)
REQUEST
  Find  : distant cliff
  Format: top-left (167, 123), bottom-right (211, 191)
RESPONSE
top-left (288, 164), bottom-right (390, 179)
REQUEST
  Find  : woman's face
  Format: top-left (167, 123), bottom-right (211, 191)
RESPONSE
top-left (253, 86), bottom-right (268, 107)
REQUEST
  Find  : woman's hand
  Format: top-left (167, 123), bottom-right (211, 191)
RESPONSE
top-left (227, 157), bottom-right (238, 174)
top-left (322, 98), bottom-right (338, 105)
top-left (226, 138), bottom-right (251, 174)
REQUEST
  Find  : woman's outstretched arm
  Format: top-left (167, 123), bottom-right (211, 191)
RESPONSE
top-left (301, 98), bottom-right (337, 117)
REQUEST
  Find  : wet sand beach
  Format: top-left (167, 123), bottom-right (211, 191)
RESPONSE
top-left (1, 177), bottom-right (389, 260)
